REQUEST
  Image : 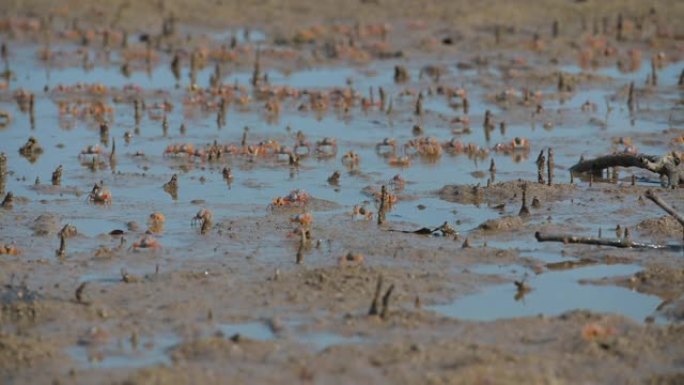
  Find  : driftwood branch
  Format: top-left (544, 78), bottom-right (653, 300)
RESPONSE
top-left (534, 231), bottom-right (678, 250)
top-left (644, 190), bottom-right (684, 228)
top-left (570, 152), bottom-right (681, 187)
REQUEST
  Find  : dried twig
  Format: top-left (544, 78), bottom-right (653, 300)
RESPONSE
top-left (535, 231), bottom-right (677, 250)
top-left (644, 190), bottom-right (684, 228)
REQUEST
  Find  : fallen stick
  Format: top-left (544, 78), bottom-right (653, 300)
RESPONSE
top-left (644, 190), bottom-right (684, 228)
top-left (569, 152), bottom-right (681, 188)
top-left (535, 231), bottom-right (675, 250)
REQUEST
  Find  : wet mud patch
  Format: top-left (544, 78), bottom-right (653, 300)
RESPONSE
top-left (438, 181), bottom-right (577, 206)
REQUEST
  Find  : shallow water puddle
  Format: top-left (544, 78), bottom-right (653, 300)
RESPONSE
top-left (218, 321), bottom-right (363, 352)
top-left (298, 332), bottom-right (364, 352)
top-left (218, 321), bottom-right (275, 341)
top-left (68, 333), bottom-right (179, 369)
top-left (433, 263), bottom-right (661, 322)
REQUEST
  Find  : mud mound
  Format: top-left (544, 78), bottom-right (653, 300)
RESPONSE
top-left (636, 216), bottom-right (683, 238)
top-left (477, 216), bottom-right (524, 232)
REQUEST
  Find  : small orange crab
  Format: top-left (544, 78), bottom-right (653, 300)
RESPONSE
top-left (450, 115), bottom-right (471, 127)
top-left (272, 197), bottom-right (288, 207)
top-left (130, 235), bottom-right (161, 250)
top-left (338, 252), bottom-right (365, 268)
top-left (622, 145), bottom-right (638, 154)
top-left (375, 138), bottom-right (397, 155)
top-left (315, 137), bottom-right (338, 157)
top-left (222, 167), bottom-right (234, 181)
top-left (0, 243), bottom-right (21, 255)
top-left (148, 212), bottom-right (166, 233)
top-left (387, 155), bottom-right (411, 167)
top-left (416, 137), bottom-right (442, 157)
top-left (390, 174), bottom-right (405, 191)
top-left (442, 138), bottom-right (465, 153)
top-left (192, 208), bottom-right (213, 227)
top-left (164, 143), bottom-right (195, 156)
top-left (492, 137), bottom-right (530, 154)
top-left (293, 140), bottom-right (311, 156)
top-left (88, 183), bottom-right (112, 204)
top-left (351, 204), bottom-right (373, 220)
top-left (290, 212), bottom-right (313, 227)
top-left (257, 139), bottom-right (281, 154)
top-left (0, 110), bottom-right (11, 127)
top-left (271, 189), bottom-right (310, 207)
top-left (511, 137), bottom-right (530, 151)
top-left (341, 151), bottom-right (360, 167)
top-left (581, 100), bottom-right (597, 112)
top-left (581, 323), bottom-right (617, 341)
top-left (375, 190), bottom-right (397, 207)
top-left (80, 144), bottom-right (104, 157)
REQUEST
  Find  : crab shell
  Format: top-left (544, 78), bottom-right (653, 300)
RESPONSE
top-left (511, 137), bottom-right (530, 150)
top-left (341, 151), bottom-right (360, 165)
top-left (194, 209), bottom-right (213, 222)
top-left (90, 188), bottom-right (112, 204)
top-left (338, 252), bottom-right (365, 267)
top-left (0, 244), bottom-right (21, 255)
top-left (272, 197), bottom-right (288, 206)
top-left (388, 156), bottom-right (411, 167)
top-left (149, 212), bottom-right (166, 224)
top-left (132, 236), bottom-right (161, 249)
top-left (81, 144), bottom-right (103, 155)
top-left (352, 205), bottom-right (373, 220)
top-left (290, 213), bottom-right (313, 227)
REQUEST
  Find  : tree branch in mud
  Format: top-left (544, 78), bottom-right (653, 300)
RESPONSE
top-left (644, 190), bottom-right (684, 229)
top-left (569, 152), bottom-right (681, 188)
top-left (534, 231), bottom-right (677, 250)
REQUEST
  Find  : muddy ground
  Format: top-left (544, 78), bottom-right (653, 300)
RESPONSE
top-left (1, 0), bottom-right (684, 384)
